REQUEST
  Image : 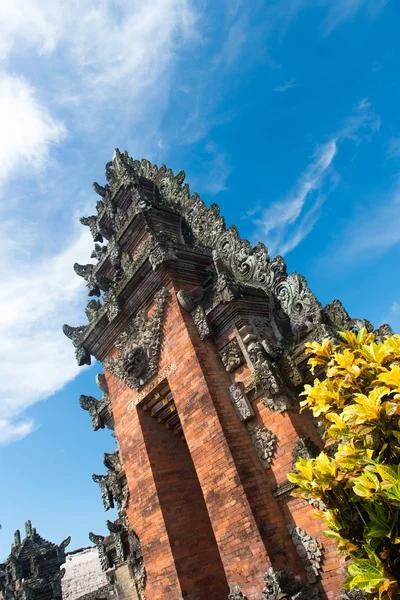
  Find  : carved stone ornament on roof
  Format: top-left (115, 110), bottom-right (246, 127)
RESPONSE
top-left (247, 422), bottom-right (277, 469)
top-left (219, 339), bottom-right (246, 372)
top-left (88, 532), bottom-right (110, 571)
top-left (79, 392), bottom-right (112, 431)
top-left (98, 151), bottom-right (293, 292)
top-left (374, 323), bottom-right (394, 342)
top-left (228, 585), bottom-right (249, 600)
top-left (62, 324), bottom-right (90, 366)
top-left (262, 568), bottom-right (320, 600)
top-left (103, 287), bottom-right (169, 390)
top-left (85, 299), bottom-right (102, 323)
top-left (275, 272), bottom-right (323, 341)
top-left (287, 526), bottom-right (323, 584)
top-left (74, 262), bottom-right (112, 297)
top-left (323, 299), bottom-right (350, 330)
top-left (228, 383), bottom-right (254, 422)
top-left (106, 520), bottom-right (125, 563)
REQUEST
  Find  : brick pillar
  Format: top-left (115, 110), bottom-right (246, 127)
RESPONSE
top-left (165, 287), bottom-right (272, 599)
top-left (107, 372), bottom-right (184, 599)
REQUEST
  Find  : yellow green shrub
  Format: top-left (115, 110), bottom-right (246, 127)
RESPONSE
top-left (288, 328), bottom-right (400, 599)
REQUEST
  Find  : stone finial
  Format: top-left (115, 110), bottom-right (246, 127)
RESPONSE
top-left (13, 530), bottom-right (21, 546)
top-left (25, 520), bottom-right (34, 539)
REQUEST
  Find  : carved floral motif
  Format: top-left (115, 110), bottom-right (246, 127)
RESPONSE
top-left (219, 339), bottom-right (245, 372)
top-left (228, 383), bottom-right (254, 422)
top-left (103, 288), bottom-right (169, 390)
top-left (287, 526), bottom-right (323, 584)
top-left (247, 422), bottom-right (277, 469)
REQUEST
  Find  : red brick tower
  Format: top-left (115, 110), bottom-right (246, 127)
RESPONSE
top-left (64, 150), bottom-right (384, 600)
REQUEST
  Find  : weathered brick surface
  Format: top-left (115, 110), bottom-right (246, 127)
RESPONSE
top-left (105, 281), bottom-right (345, 600)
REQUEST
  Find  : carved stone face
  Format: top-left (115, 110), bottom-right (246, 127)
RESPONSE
top-left (124, 346), bottom-right (148, 378)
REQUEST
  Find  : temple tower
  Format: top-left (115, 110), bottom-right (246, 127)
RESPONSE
top-left (0, 521), bottom-right (70, 600)
top-left (65, 150), bottom-right (390, 600)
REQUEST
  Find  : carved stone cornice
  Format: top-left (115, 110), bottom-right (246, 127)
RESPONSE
top-left (103, 287), bottom-right (169, 390)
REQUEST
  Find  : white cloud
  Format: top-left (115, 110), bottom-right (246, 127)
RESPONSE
top-left (201, 142), bottom-right (231, 195)
top-left (323, 182), bottom-right (400, 266)
top-left (252, 100), bottom-right (380, 256)
top-left (387, 138), bottom-right (400, 159)
top-left (321, 0), bottom-right (387, 36)
top-left (0, 0), bottom-right (198, 445)
top-left (0, 227), bottom-right (93, 444)
top-left (0, 73), bottom-right (65, 185)
top-left (392, 301), bottom-right (400, 313)
top-left (273, 79), bottom-right (296, 92)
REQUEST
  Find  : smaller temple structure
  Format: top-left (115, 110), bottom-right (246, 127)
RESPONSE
top-left (0, 521), bottom-right (70, 600)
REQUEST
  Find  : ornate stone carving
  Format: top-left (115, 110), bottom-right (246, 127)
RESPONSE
top-left (219, 339), bottom-right (245, 372)
top-left (191, 304), bottom-right (212, 340)
top-left (292, 437), bottom-right (320, 469)
top-left (323, 299), bottom-right (350, 330)
top-left (287, 526), bottom-right (323, 584)
top-left (85, 299), bottom-right (102, 323)
top-left (102, 288), bottom-right (121, 321)
top-left (262, 569), bottom-right (320, 599)
top-left (79, 373), bottom-right (114, 431)
top-left (103, 287), bottom-right (169, 390)
top-left (74, 263), bottom-right (112, 297)
top-left (228, 585), bottom-right (248, 600)
top-left (106, 520), bottom-right (125, 563)
top-left (148, 241), bottom-right (177, 270)
top-left (374, 323), bottom-right (394, 342)
top-left (88, 532), bottom-right (110, 570)
top-left (271, 481), bottom-right (296, 500)
top-left (0, 522), bottom-right (70, 600)
top-left (93, 451), bottom-right (129, 516)
top-left (62, 324), bottom-right (90, 366)
top-left (275, 273), bottom-right (323, 341)
top-left (247, 341), bottom-right (292, 412)
top-left (228, 383), bottom-right (254, 422)
top-left (338, 589), bottom-right (367, 599)
top-left (345, 318), bottom-right (374, 333)
top-left (247, 422), bottom-right (277, 469)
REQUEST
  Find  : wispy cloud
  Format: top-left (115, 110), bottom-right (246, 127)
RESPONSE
top-left (322, 179), bottom-right (400, 267)
top-left (0, 0), bottom-right (198, 444)
top-left (201, 142), bottom-right (231, 195)
top-left (251, 100), bottom-right (380, 256)
top-left (387, 138), bottom-right (400, 159)
top-left (321, 0), bottom-right (388, 36)
top-left (0, 73), bottom-right (65, 186)
top-left (273, 79), bottom-right (296, 92)
top-left (0, 226), bottom-right (93, 444)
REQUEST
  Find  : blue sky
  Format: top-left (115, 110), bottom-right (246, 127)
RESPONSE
top-left (1, 0), bottom-right (400, 558)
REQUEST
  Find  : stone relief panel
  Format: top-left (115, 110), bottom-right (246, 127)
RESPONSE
top-left (247, 422), bottom-right (277, 469)
top-left (103, 287), bottom-right (169, 390)
top-left (228, 383), bottom-right (254, 422)
top-left (287, 526), bottom-right (323, 584)
top-left (219, 339), bottom-right (246, 373)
